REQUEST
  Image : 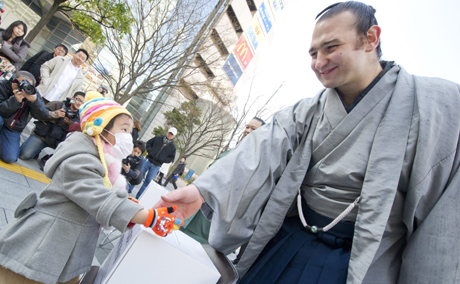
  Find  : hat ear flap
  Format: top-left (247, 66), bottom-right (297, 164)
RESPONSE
top-left (95, 134), bottom-right (112, 190)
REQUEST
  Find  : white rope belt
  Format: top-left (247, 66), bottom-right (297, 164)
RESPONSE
top-left (297, 189), bottom-right (361, 234)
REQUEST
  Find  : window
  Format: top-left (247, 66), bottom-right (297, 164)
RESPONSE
top-left (246, 0), bottom-right (257, 12)
top-left (178, 79), bottom-right (199, 100)
top-left (226, 5), bottom-right (243, 35)
top-left (210, 29), bottom-right (229, 56)
top-left (195, 53), bottom-right (215, 80)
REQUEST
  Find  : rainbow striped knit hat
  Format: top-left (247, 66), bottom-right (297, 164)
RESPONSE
top-left (79, 91), bottom-right (132, 189)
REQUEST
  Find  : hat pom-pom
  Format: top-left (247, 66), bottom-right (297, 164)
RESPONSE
top-left (94, 118), bottom-right (103, 126)
top-left (86, 127), bottom-right (94, 136)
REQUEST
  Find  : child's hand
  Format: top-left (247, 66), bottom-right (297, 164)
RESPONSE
top-left (144, 206), bottom-right (184, 237)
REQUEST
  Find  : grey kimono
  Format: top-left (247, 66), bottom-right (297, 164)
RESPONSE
top-left (0, 132), bottom-right (143, 284)
top-left (194, 63), bottom-right (460, 283)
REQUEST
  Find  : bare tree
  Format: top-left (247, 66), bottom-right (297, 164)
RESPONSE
top-left (159, 99), bottom-right (235, 171)
top-left (216, 77), bottom-right (285, 155)
top-left (94, 0), bottom-right (226, 105)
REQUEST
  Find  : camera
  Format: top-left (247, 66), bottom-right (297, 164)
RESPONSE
top-left (13, 77), bottom-right (37, 95)
top-left (63, 98), bottom-right (78, 120)
top-left (122, 155), bottom-right (140, 166)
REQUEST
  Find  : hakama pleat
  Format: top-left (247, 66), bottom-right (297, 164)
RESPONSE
top-left (239, 203), bottom-right (354, 284)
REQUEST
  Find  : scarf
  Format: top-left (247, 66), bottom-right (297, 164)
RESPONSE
top-left (92, 137), bottom-right (127, 191)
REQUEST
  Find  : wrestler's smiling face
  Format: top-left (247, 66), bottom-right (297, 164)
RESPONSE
top-left (309, 11), bottom-right (370, 93)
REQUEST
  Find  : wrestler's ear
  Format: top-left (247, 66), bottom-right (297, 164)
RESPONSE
top-left (365, 25), bottom-right (381, 53)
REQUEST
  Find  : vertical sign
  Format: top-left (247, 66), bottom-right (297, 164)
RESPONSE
top-left (246, 27), bottom-right (259, 51)
top-left (185, 169), bottom-right (195, 181)
top-left (270, 0), bottom-right (284, 20)
top-left (234, 35), bottom-right (254, 69)
top-left (279, 0), bottom-right (284, 9)
top-left (246, 16), bottom-right (265, 51)
top-left (259, 1), bottom-right (274, 34)
top-left (252, 16), bottom-right (265, 42)
top-left (223, 53), bottom-right (243, 86)
top-left (271, 0), bottom-right (280, 11)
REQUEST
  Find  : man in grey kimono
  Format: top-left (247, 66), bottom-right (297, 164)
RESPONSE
top-left (155, 1), bottom-right (460, 283)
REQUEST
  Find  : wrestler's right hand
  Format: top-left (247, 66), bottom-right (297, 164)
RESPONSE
top-left (153, 184), bottom-right (204, 221)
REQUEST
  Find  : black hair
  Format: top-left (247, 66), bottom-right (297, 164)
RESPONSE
top-left (315, 1), bottom-right (382, 59)
top-left (104, 113), bottom-right (132, 132)
top-left (1, 21), bottom-right (28, 45)
top-left (181, 156), bottom-right (186, 161)
top-left (75, 48), bottom-right (90, 61)
top-left (55, 44), bottom-right (68, 55)
top-left (134, 140), bottom-right (146, 153)
top-left (73, 91), bottom-right (86, 98)
top-left (253, 117), bottom-right (266, 125)
top-left (16, 70), bottom-right (36, 86)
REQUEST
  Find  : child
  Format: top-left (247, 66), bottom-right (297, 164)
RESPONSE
top-left (0, 92), bottom-right (182, 284)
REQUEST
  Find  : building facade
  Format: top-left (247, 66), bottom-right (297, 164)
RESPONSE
top-left (138, 0), bottom-right (289, 176)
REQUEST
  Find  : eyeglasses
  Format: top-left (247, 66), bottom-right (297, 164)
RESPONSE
top-left (55, 48), bottom-right (66, 55)
top-left (75, 97), bottom-right (85, 104)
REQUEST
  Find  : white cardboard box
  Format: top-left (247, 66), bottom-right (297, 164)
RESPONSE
top-left (137, 182), bottom-right (169, 208)
top-left (94, 183), bottom-right (221, 284)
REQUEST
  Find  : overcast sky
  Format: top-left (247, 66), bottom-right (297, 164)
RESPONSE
top-left (233, 0), bottom-right (460, 114)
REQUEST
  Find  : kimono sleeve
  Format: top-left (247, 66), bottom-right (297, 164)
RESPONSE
top-left (398, 154), bottom-right (460, 283)
top-left (193, 98), bottom-right (316, 252)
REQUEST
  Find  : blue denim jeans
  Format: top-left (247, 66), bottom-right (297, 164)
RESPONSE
top-left (136, 158), bottom-right (161, 199)
top-left (19, 134), bottom-right (49, 160)
top-left (0, 116), bottom-right (21, 164)
top-left (127, 183), bottom-right (135, 193)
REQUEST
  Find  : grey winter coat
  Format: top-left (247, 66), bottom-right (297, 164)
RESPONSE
top-left (0, 132), bottom-right (143, 284)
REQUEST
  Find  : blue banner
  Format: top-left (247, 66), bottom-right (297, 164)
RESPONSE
top-left (259, 2), bottom-right (273, 34)
top-left (223, 54), bottom-right (243, 86)
top-left (185, 169), bottom-right (195, 181)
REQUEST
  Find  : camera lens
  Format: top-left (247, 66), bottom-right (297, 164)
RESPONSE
top-left (24, 84), bottom-right (35, 95)
top-left (19, 81), bottom-right (36, 95)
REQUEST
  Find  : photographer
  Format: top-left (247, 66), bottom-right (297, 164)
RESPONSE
top-left (121, 140), bottom-right (146, 193)
top-left (0, 71), bottom-right (60, 164)
top-left (18, 91), bottom-right (85, 160)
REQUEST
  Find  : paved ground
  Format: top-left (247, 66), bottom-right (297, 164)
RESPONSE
top-left (0, 120), bottom-right (189, 267)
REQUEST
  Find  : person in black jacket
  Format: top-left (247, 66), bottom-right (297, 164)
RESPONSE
top-left (163, 157), bottom-right (186, 189)
top-left (0, 71), bottom-right (61, 163)
top-left (20, 44), bottom-right (68, 84)
top-left (18, 91), bottom-right (84, 160)
top-left (135, 127), bottom-right (177, 199)
top-left (132, 120), bottom-right (141, 143)
top-left (122, 140), bottom-right (146, 193)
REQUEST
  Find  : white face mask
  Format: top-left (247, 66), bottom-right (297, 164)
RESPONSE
top-left (102, 130), bottom-right (133, 159)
